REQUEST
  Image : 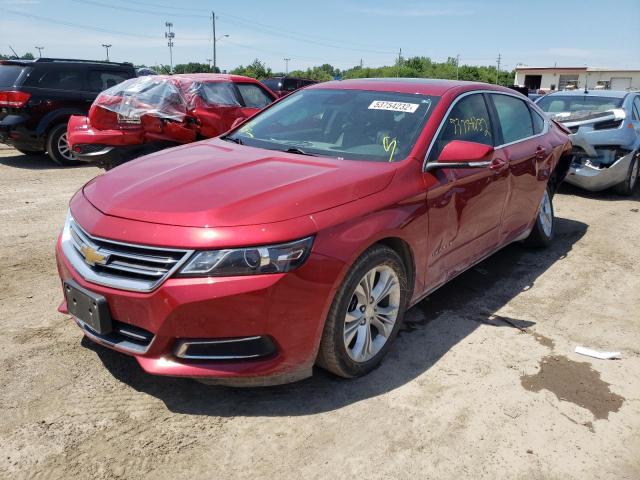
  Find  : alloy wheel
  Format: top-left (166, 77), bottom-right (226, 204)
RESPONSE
top-left (538, 189), bottom-right (553, 237)
top-left (343, 265), bottom-right (400, 362)
top-left (57, 132), bottom-right (76, 162)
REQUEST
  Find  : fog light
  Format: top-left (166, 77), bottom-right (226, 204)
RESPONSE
top-left (174, 336), bottom-right (277, 360)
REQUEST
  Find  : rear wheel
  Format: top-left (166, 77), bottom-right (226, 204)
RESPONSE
top-left (524, 186), bottom-right (555, 248)
top-left (46, 124), bottom-right (82, 166)
top-left (317, 245), bottom-right (408, 378)
top-left (613, 153), bottom-right (638, 196)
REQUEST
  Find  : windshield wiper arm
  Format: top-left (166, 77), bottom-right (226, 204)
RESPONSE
top-left (284, 147), bottom-right (316, 156)
top-left (222, 135), bottom-right (243, 145)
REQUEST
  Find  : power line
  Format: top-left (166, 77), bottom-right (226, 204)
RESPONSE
top-left (116, 0), bottom-right (394, 51)
top-left (4, 9), bottom-right (159, 39)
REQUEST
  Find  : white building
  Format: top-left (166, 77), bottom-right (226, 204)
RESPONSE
top-left (514, 67), bottom-right (640, 92)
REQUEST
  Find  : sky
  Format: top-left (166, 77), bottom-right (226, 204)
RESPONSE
top-left (1, 0), bottom-right (639, 73)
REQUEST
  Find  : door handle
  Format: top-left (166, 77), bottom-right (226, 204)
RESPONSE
top-left (535, 146), bottom-right (547, 160)
top-left (489, 158), bottom-right (507, 170)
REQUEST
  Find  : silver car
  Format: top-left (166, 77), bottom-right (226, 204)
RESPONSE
top-left (536, 90), bottom-right (640, 195)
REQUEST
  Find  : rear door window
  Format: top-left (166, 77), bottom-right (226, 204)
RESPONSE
top-left (88, 70), bottom-right (132, 92)
top-left (0, 65), bottom-right (26, 88)
top-left (491, 94), bottom-right (534, 144)
top-left (430, 93), bottom-right (493, 160)
top-left (283, 78), bottom-right (299, 92)
top-left (200, 82), bottom-right (240, 106)
top-left (530, 107), bottom-right (546, 135)
top-left (25, 66), bottom-right (86, 91)
top-left (236, 83), bottom-right (273, 109)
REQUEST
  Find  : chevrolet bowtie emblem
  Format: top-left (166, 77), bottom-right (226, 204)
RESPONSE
top-left (80, 245), bottom-right (109, 266)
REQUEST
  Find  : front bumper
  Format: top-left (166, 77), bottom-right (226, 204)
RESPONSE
top-left (55, 234), bottom-right (345, 385)
top-left (565, 149), bottom-right (634, 191)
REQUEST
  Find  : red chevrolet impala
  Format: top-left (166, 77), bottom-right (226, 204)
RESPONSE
top-left (56, 79), bottom-right (572, 385)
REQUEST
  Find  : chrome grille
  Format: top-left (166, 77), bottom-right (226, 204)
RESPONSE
top-left (61, 214), bottom-right (193, 292)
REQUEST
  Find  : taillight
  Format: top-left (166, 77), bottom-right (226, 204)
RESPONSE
top-left (89, 105), bottom-right (118, 130)
top-left (0, 90), bottom-right (31, 108)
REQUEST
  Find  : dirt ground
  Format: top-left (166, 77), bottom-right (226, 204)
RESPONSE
top-left (0, 146), bottom-right (639, 480)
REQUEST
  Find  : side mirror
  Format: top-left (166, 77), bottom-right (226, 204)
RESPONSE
top-left (425, 140), bottom-right (494, 171)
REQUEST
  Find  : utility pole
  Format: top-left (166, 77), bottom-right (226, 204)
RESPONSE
top-left (211, 11), bottom-right (216, 71)
top-left (165, 22), bottom-right (175, 74)
top-left (101, 44), bottom-right (112, 62)
top-left (397, 48), bottom-right (402, 78)
top-left (495, 53), bottom-right (501, 85)
top-left (284, 58), bottom-right (291, 75)
top-left (456, 54), bottom-right (460, 80)
top-left (35, 46), bottom-right (44, 58)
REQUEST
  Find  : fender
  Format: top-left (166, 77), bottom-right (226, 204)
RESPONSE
top-left (36, 108), bottom-right (87, 137)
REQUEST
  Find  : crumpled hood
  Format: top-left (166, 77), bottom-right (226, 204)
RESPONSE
top-left (83, 139), bottom-right (396, 227)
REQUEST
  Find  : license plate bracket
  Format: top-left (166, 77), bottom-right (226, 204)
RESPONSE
top-left (63, 280), bottom-right (113, 335)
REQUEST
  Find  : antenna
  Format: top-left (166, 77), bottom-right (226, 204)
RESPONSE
top-left (9, 45), bottom-right (19, 59)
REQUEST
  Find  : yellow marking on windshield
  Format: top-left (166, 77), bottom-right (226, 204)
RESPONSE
top-left (383, 136), bottom-right (398, 162)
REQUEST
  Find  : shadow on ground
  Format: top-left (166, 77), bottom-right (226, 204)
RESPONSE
top-left (86, 216), bottom-right (588, 416)
top-left (0, 152), bottom-right (92, 170)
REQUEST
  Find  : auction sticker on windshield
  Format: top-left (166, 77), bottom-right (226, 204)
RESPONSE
top-left (368, 100), bottom-right (420, 113)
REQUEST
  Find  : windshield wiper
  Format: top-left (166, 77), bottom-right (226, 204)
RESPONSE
top-left (283, 147), bottom-right (316, 156)
top-left (222, 135), bottom-right (243, 145)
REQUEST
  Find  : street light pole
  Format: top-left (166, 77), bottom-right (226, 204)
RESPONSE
top-left (284, 58), bottom-right (291, 75)
top-left (165, 22), bottom-right (175, 74)
top-left (35, 46), bottom-right (44, 58)
top-left (101, 44), bottom-right (112, 62)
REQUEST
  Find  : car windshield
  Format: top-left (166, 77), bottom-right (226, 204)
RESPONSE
top-left (0, 65), bottom-right (25, 88)
top-left (225, 89), bottom-right (439, 162)
top-left (536, 95), bottom-right (624, 113)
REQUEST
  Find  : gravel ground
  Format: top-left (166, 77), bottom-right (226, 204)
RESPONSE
top-left (0, 147), bottom-right (639, 480)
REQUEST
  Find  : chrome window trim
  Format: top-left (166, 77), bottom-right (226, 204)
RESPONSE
top-left (62, 213), bottom-right (194, 293)
top-left (422, 90), bottom-right (550, 172)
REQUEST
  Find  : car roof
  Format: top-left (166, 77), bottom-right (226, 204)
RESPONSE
top-left (307, 78), bottom-right (512, 96)
top-left (544, 89), bottom-right (630, 99)
top-left (162, 73), bottom-right (264, 83)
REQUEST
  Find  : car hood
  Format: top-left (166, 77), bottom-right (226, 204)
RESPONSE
top-left (83, 139), bottom-right (397, 228)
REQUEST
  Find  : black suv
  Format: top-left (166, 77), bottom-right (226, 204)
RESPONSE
top-left (262, 77), bottom-right (317, 98)
top-left (0, 58), bottom-right (136, 165)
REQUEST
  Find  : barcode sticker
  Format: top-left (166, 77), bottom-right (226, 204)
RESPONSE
top-left (368, 100), bottom-right (420, 113)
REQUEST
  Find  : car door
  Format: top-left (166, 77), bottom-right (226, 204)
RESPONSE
top-left (424, 92), bottom-right (510, 286)
top-left (488, 93), bottom-right (551, 242)
top-left (631, 96), bottom-right (640, 140)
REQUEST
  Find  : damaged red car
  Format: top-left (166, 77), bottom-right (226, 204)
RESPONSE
top-left (56, 79), bottom-right (572, 385)
top-left (67, 74), bottom-right (276, 168)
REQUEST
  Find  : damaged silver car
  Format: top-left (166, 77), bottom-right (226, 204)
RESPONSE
top-left (537, 90), bottom-right (640, 195)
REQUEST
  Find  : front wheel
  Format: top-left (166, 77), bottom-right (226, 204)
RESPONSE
top-left (317, 245), bottom-right (408, 378)
top-left (46, 124), bottom-right (82, 166)
top-left (524, 186), bottom-right (555, 248)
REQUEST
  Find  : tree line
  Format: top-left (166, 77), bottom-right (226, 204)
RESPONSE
top-left (2, 53), bottom-right (514, 86)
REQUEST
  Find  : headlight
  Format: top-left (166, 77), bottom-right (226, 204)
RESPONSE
top-left (176, 237), bottom-right (314, 277)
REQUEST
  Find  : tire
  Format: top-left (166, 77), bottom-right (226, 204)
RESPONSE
top-left (613, 153), bottom-right (638, 196)
top-left (524, 186), bottom-right (555, 248)
top-left (46, 124), bottom-right (82, 166)
top-left (317, 244), bottom-right (409, 378)
top-left (15, 148), bottom-right (43, 155)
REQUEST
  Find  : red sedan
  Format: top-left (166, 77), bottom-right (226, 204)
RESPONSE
top-left (56, 79), bottom-right (572, 385)
top-left (67, 73), bottom-right (276, 169)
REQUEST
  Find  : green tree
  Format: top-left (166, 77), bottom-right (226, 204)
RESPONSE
top-left (230, 59), bottom-right (272, 79)
top-left (21, 52), bottom-right (35, 60)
